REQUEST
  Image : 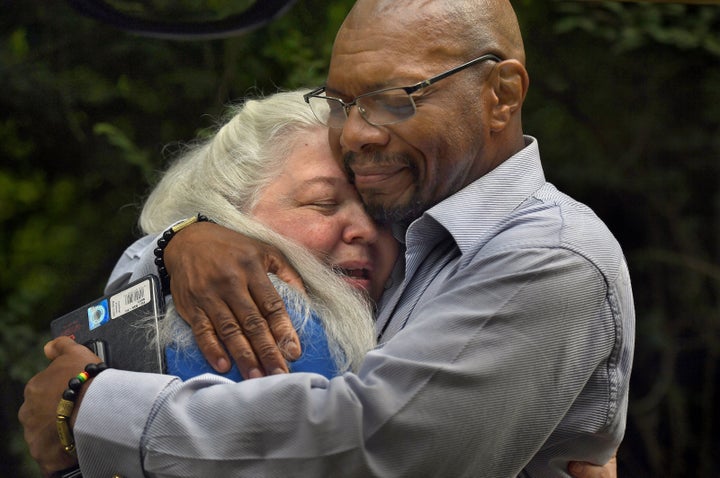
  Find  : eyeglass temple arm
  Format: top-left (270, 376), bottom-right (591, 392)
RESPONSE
top-left (303, 86), bottom-right (327, 102)
top-left (405, 53), bottom-right (502, 93)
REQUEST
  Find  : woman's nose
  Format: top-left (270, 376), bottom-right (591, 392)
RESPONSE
top-left (342, 204), bottom-right (379, 245)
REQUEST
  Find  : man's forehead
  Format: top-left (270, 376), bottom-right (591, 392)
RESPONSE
top-left (327, 44), bottom-right (462, 98)
top-left (348, 0), bottom-right (441, 20)
top-left (328, 18), bottom-right (449, 95)
top-left (326, 53), bottom-right (410, 95)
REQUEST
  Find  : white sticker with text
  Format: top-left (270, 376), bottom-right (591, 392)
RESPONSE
top-left (110, 280), bottom-right (151, 319)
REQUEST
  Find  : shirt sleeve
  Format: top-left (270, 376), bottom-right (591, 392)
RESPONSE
top-left (74, 247), bottom-right (624, 477)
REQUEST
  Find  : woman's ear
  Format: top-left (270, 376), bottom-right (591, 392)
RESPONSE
top-left (488, 60), bottom-right (529, 132)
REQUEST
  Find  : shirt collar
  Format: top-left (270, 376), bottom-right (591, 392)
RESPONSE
top-left (411, 136), bottom-right (546, 255)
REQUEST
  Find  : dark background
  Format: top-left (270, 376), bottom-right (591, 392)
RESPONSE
top-left (2, 1), bottom-right (718, 476)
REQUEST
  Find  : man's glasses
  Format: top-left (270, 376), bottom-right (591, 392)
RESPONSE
top-left (303, 53), bottom-right (502, 129)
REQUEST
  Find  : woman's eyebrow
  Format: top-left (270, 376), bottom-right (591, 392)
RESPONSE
top-left (295, 176), bottom-right (344, 189)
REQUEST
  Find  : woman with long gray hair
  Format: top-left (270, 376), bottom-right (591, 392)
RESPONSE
top-left (136, 89), bottom-right (398, 380)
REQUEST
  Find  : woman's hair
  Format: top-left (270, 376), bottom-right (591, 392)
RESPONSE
top-left (140, 89), bottom-right (325, 231)
top-left (140, 90), bottom-right (376, 374)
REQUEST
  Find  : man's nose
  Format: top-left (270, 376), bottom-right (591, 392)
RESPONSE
top-left (339, 106), bottom-right (390, 154)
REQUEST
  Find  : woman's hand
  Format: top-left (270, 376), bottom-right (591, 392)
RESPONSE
top-left (164, 221), bottom-right (303, 378)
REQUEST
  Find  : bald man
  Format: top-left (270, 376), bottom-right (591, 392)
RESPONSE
top-left (20, 1), bottom-right (633, 476)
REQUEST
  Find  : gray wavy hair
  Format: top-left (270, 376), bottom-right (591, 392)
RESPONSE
top-left (140, 90), bottom-right (376, 374)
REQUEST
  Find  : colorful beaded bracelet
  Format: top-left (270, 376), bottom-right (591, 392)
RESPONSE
top-left (154, 213), bottom-right (212, 292)
top-left (56, 362), bottom-right (108, 456)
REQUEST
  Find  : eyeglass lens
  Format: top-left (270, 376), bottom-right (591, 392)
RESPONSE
top-left (360, 90), bottom-right (416, 125)
top-left (308, 88), bottom-right (416, 128)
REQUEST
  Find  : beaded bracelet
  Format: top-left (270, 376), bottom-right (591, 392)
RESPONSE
top-left (56, 362), bottom-right (108, 456)
top-left (154, 213), bottom-right (212, 292)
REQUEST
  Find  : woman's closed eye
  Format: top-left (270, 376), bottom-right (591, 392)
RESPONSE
top-left (305, 199), bottom-right (340, 214)
top-left (292, 177), bottom-right (356, 215)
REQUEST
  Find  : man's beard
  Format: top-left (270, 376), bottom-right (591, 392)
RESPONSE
top-left (343, 151), bottom-right (425, 225)
top-left (364, 193), bottom-right (425, 226)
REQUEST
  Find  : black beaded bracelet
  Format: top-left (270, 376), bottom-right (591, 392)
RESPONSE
top-left (56, 362), bottom-right (108, 456)
top-left (154, 214), bottom-right (212, 292)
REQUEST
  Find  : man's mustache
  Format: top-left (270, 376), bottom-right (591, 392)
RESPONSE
top-left (342, 151), bottom-right (413, 180)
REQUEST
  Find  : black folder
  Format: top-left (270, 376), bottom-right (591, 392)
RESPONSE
top-left (51, 275), bottom-right (165, 373)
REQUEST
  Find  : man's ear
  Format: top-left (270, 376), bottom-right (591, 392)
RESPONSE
top-left (488, 60), bottom-right (529, 132)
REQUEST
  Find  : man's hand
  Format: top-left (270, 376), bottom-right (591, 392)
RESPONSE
top-left (568, 454), bottom-right (617, 478)
top-left (19, 337), bottom-right (100, 476)
top-left (164, 221), bottom-right (303, 378)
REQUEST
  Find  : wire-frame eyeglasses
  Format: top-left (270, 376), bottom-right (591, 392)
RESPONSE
top-left (303, 53), bottom-right (502, 128)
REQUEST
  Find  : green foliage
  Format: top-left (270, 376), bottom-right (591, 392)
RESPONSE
top-left (102, 0), bottom-right (258, 21)
top-left (555, 2), bottom-right (720, 55)
top-left (93, 122), bottom-right (154, 179)
top-left (1, 0), bottom-right (717, 476)
top-left (521, 2), bottom-right (720, 476)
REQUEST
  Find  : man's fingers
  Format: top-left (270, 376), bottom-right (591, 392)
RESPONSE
top-left (44, 336), bottom-right (100, 363)
top-left (213, 309), bottom-right (270, 378)
top-left (180, 293), bottom-right (280, 379)
top-left (44, 336), bottom-right (82, 360)
top-left (223, 291), bottom-right (290, 377)
top-left (254, 284), bottom-right (301, 360)
top-left (568, 454), bottom-right (617, 478)
top-left (260, 252), bottom-right (302, 360)
top-left (164, 222), bottom-right (301, 377)
top-left (267, 252), bottom-right (306, 295)
top-left (262, 301), bottom-right (301, 361)
top-left (190, 324), bottom-right (233, 374)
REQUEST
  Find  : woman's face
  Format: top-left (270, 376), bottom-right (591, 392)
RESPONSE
top-left (251, 127), bottom-right (398, 302)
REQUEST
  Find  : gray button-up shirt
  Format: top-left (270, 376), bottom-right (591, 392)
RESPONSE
top-left (77, 137), bottom-right (634, 477)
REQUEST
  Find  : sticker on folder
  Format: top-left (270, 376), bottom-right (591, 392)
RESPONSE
top-left (87, 299), bottom-right (110, 331)
top-left (110, 279), bottom-right (151, 319)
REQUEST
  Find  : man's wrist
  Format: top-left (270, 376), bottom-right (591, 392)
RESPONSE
top-left (56, 363), bottom-right (108, 455)
top-left (154, 214), bottom-right (213, 291)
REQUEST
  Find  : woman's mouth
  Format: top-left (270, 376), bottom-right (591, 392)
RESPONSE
top-left (335, 266), bottom-right (372, 293)
top-left (338, 267), bottom-right (369, 279)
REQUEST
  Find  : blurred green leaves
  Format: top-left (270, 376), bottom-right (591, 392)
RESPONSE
top-left (556, 2), bottom-right (720, 55)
